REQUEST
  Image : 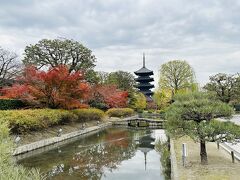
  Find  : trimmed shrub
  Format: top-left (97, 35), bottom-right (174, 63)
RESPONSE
top-left (72, 108), bottom-right (105, 122)
top-left (106, 108), bottom-right (135, 118)
top-left (0, 108), bottom-right (105, 133)
top-left (147, 109), bottom-right (154, 113)
top-left (136, 109), bottom-right (144, 113)
top-left (156, 108), bottom-right (168, 119)
top-left (59, 111), bottom-right (78, 125)
top-left (0, 109), bottom-right (77, 134)
top-left (88, 100), bottom-right (108, 110)
top-left (0, 99), bottom-right (26, 110)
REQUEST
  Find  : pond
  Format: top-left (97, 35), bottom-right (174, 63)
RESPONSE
top-left (17, 128), bottom-right (169, 180)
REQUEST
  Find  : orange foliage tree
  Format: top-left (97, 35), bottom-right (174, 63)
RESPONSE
top-left (1, 65), bottom-right (89, 109)
top-left (89, 85), bottom-right (128, 108)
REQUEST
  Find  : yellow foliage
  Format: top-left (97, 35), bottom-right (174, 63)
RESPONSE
top-left (154, 83), bottom-right (199, 109)
top-left (0, 108), bottom-right (105, 133)
top-left (106, 108), bottom-right (135, 117)
top-left (153, 89), bottom-right (171, 109)
top-left (132, 92), bottom-right (147, 110)
top-left (72, 108), bottom-right (105, 122)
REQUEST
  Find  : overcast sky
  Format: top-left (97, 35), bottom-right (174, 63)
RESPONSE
top-left (1, 0), bottom-right (240, 88)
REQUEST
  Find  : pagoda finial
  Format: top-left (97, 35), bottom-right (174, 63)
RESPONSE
top-left (143, 52), bottom-right (145, 67)
top-left (144, 152), bottom-right (147, 170)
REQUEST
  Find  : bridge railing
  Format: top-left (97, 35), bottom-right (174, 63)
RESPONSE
top-left (111, 115), bottom-right (165, 128)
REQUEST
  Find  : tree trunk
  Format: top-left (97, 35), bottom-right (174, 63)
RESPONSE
top-left (170, 89), bottom-right (175, 104)
top-left (200, 140), bottom-right (208, 165)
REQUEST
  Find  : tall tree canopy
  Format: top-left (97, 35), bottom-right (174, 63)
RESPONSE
top-left (204, 73), bottom-right (240, 104)
top-left (23, 38), bottom-right (96, 82)
top-left (105, 71), bottom-right (135, 91)
top-left (159, 60), bottom-right (195, 96)
top-left (0, 47), bottom-right (21, 87)
top-left (96, 71), bottom-right (109, 84)
top-left (95, 70), bottom-right (136, 90)
top-left (166, 92), bottom-right (240, 164)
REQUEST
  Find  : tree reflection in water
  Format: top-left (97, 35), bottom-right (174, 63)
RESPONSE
top-left (18, 128), bottom-right (164, 180)
top-left (67, 132), bottom-right (136, 179)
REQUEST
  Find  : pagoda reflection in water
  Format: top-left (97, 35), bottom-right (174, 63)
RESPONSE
top-left (134, 53), bottom-right (154, 101)
top-left (137, 131), bottom-right (155, 170)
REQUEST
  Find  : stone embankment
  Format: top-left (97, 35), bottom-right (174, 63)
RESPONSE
top-left (13, 122), bottom-right (111, 156)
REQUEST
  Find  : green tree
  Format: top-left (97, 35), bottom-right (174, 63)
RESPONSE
top-left (107, 71), bottom-right (136, 91)
top-left (153, 89), bottom-right (171, 109)
top-left (159, 60), bottom-right (195, 98)
top-left (96, 71), bottom-right (109, 84)
top-left (130, 92), bottom-right (147, 110)
top-left (84, 70), bottom-right (100, 84)
top-left (204, 73), bottom-right (239, 103)
top-left (166, 92), bottom-right (240, 164)
top-left (23, 38), bottom-right (96, 82)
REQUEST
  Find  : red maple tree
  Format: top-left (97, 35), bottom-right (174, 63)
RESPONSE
top-left (89, 85), bottom-right (128, 108)
top-left (1, 65), bottom-right (89, 109)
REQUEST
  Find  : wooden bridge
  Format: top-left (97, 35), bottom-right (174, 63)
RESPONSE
top-left (111, 115), bottom-right (165, 128)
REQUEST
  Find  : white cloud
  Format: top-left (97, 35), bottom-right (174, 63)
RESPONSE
top-left (0, 0), bottom-right (240, 87)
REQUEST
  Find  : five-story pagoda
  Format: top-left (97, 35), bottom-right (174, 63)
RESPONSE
top-left (134, 53), bottom-right (154, 101)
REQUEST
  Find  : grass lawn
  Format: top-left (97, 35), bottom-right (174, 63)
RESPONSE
top-left (173, 136), bottom-right (240, 180)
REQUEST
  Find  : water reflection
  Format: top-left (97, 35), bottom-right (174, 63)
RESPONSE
top-left (137, 130), bottom-right (155, 170)
top-left (18, 128), bottom-right (166, 180)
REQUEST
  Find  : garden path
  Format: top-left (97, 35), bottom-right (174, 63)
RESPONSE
top-left (218, 114), bottom-right (240, 160)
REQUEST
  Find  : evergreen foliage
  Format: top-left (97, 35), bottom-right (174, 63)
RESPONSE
top-left (166, 92), bottom-right (240, 164)
top-left (0, 99), bottom-right (25, 110)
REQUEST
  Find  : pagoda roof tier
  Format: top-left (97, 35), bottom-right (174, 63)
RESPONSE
top-left (136, 83), bottom-right (154, 88)
top-left (135, 77), bottom-right (154, 82)
top-left (137, 84), bottom-right (154, 90)
top-left (134, 67), bottom-right (153, 76)
top-left (141, 90), bottom-right (154, 96)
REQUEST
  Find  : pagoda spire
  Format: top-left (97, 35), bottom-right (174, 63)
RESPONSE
top-left (144, 152), bottom-right (147, 170)
top-left (143, 53), bottom-right (145, 67)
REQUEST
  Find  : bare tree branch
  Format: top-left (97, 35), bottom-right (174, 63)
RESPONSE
top-left (0, 47), bottom-right (22, 87)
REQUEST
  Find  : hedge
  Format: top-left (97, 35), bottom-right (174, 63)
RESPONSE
top-left (106, 108), bottom-right (135, 118)
top-left (0, 99), bottom-right (26, 110)
top-left (0, 108), bottom-right (105, 134)
top-left (72, 108), bottom-right (105, 122)
top-left (88, 100), bottom-right (108, 110)
top-left (234, 104), bottom-right (240, 112)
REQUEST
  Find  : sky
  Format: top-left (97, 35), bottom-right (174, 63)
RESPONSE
top-left (1, 0), bottom-right (240, 88)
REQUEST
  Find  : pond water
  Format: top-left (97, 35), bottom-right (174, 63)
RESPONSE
top-left (17, 128), bottom-right (168, 180)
